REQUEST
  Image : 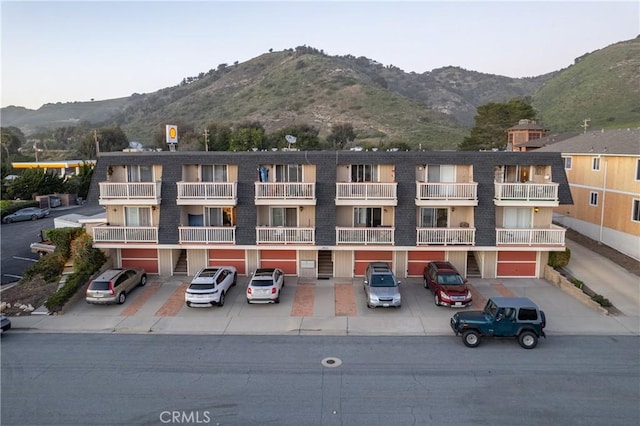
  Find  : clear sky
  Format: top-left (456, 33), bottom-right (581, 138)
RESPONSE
top-left (1, 0), bottom-right (638, 110)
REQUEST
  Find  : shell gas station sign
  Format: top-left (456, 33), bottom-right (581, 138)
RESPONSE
top-left (166, 125), bottom-right (178, 144)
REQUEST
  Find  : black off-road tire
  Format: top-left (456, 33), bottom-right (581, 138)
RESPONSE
top-left (463, 330), bottom-right (481, 348)
top-left (518, 331), bottom-right (538, 349)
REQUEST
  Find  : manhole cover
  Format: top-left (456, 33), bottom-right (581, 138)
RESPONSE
top-left (321, 357), bottom-right (342, 368)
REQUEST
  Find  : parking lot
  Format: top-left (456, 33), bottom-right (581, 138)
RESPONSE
top-left (9, 275), bottom-right (639, 336)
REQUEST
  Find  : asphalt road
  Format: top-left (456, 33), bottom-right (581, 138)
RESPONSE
top-left (0, 204), bottom-right (104, 285)
top-left (1, 333), bottom-right (638, 425)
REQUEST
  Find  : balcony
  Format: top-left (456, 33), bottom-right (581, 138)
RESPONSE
top-left (416, 227), bottom-right (476, 246)
top-left (335, 227), bottom-right (395, 245)
top-left (99, 182), bottom-right (161, 205)
top-left (179, 226), bottom-right (236, 244)
top-left (176, 182), bottom-right (237, 206)
top-left (494, 182), bottom-right (559, 206)
top-left (335, 182), bottom-right (398, 206)
top-left (254, 182), bottom-right (316, 206)
top-left (92, 225), bottom-right (158, 243)
top-left (256, 227), bottom-right (315, 244)
top-left (496, 225), bottom-right (566, 246)
top-left (415, 182), bottom-right (478, 206)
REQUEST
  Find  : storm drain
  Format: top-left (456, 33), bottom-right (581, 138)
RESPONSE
top-left (321, 357), bottom-right (342, 368)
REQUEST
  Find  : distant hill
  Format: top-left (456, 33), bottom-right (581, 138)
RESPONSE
top-left (2, 39), bottom-right (638, 150)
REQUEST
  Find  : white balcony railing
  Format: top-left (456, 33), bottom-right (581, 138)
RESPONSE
top-left (92, 225), bottom-right (158, 243)
top-left (255, 182), bottom-right (315, 200)
top-left (494, 182), bottom-right (559, 202)
top-left (335, 227), bottom-right (395, 245)
top-left (416, 182), bottom-right (478, 200)
top-left (416, 228), bottom-right (476, 245)
top-left (99, 182), bottom-right (161, 202)
top-left (335, 182), bottom-right (397, 201)
top-left (177, 182), bottom-right (237, 201)
top-left (496, 225), bottom-right (566, 246)
top-left (179, 226), bottom-right (236, 244)
top-left (256, 227), bottom-right (315, 244)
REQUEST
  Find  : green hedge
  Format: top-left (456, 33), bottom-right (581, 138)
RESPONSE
top-left (548, 248), bottom-right (571, 269)
top-left (21, 252), bottom-right (66, 283)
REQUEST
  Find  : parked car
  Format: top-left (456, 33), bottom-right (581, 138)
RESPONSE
top-left (363, 262), bottom-right (401, 308)
top-left (247, 268), bottom-right (285, 304)
top-left (86, 268), bottom-right (147, 304)
top-left (1, 315), bottom-right (11, 333)
top-left (423, 261), bottom-right (472, 307)
top-left (185, 266), bottom-right (237, 307)
top-left (3, 207), bottom-right (50, 223)
top-left (49, 196), bottom-right (62, 208)
top-left (450, 297), bottom-right (547, 349)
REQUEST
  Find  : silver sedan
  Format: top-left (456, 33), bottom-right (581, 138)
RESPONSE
top-left (2, 207), bottom-right (50, 223)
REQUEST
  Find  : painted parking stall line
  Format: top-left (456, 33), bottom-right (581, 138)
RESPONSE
top-left (291, 283), bottom-right (315, 317)
top-left (120, 282), bottom-right (161, 316)
top-left (155, 283), bottom-right (189, 317)
top-left (334, 283), bottom-right (357, 316)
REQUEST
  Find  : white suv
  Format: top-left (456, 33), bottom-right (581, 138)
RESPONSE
top-left (246, 268), bottom-right (285, 304)
top-left (185, 266), bottom-right (237, 307)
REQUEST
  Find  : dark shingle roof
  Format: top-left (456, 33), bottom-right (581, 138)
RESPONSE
top-left (536, 128), bottom-right (640, 155)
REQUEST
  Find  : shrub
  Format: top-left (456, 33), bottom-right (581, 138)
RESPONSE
top-left (548, 248), bottom-right (571, 268)
top-left (21, 252), bottom-right (65, 282)
top-left (570, 278), bottom-right (584, 289)
top-left (47, 227), bottom-right (84, 258)
top-left (591, 294), bottom-right (612, 308)
top-left (44, 272), bottom-right (89, 313)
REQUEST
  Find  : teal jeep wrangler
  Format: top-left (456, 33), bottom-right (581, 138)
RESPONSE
top-left (450, 297), bottom-right (546, 349)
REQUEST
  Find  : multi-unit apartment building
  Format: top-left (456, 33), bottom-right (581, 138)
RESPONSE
top-left (85, 150), bottom-right (573, 279)
top-left (537, 128), bottom-right (640, 260)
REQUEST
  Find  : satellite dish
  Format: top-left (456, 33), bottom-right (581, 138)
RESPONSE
top-left (285, 135), bottom-right (297, 144)
top-left (129, 141), bottom-right (143, 149)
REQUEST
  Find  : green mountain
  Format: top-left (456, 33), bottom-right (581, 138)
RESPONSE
top-left (2, 39), bottom-right (638, 150)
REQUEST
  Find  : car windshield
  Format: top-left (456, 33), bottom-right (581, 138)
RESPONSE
top-left (189, 283), bottom-right (215, 290)
top-left (437, 274), bottom-right (464, 285)
top-left (89, 280), bottom-right (111, 291)
top-left (250, 279), bottom-right (274, 287)
top-left (370, 274), bottom-right (396, 287)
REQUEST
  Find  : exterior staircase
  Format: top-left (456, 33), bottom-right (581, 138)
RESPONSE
top-left (174, 250), bottom-right (187, 275)
top-left (467, 251), bottom-right (481, 278)
top-left (317, 250), bottom-right (333, 279)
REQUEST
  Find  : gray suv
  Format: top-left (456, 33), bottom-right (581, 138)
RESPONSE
top-left (363, 262), bottom-right (401, 308)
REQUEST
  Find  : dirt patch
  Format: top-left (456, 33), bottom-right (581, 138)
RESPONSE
top-left (0, 277), bottom-right (59, 316)
top-left (565, 228), bottom-right (640, 277)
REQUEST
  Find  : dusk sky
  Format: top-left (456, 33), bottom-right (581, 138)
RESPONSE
top-left (1, 0), bottom-right (638, 110)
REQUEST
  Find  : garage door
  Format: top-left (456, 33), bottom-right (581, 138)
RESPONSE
top-left (260, 250), bottom-right (297, 275)
top-left (407, 251), bottom-right (446, 277)
top-left (209, 248), bottom-right (246, 275)
top-left (354, 251), bottom-right (393, 276)
top-left (497, 251), bottom-right (537, 277)
top-left (121, 248), bottom-right (158, 274)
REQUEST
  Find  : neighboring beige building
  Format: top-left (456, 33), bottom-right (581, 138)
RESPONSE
top-left (537, 128), bottom-right (640, 260)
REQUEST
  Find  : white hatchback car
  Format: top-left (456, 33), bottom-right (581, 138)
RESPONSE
top-left (246, 268), bottom-right (285, 304)
top-left (185, 266), bottom-right (237, 307)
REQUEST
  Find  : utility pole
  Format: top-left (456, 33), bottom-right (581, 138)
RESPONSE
top-left (203, 129), bottom-right (209, 152)
top-left (581, 118), bottom-right (590, 134)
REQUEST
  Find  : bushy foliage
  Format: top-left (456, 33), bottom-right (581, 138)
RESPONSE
top-left (47, 227), bottom-right (84, 258)
top-left (64, 162), bottom-right (93, 199)
top-left (21, 252), bottom-right (66, 283)
top-left (327, 123), bottom-right (356, 150)
top-left (7, 168), bottom-right (67, 200)
top-left (70, 233), bottom-right (106, 275)
top-left (548, 248), bottom-right (571, 269)
top-left (44, 272), bottom-right (89, 313)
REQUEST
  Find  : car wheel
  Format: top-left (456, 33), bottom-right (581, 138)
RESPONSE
top-left (139, 275), bottom-right (147, 286)
top-left (232, 273), bottom-right (237, 286)
top-left (186, 301), bottom-right (191, 307)
top-left (423, 278), bottom-right (428, 289)
top-left (274, 297), bottom-right (280, 304)
top-left (5, 218), bottom-right (12, 223)
top-left (31, 215), bottom-right (37, 221)
top-left (462, 330), bottom-right (481, 348)
top-left (246, 299), bottom-right (251, 304)
top-left (117, 292), bottom-right (126, 304)
top-left (518, 331), bottom-right (538, 349)
top-left (434, 293), bottom-right (440, 306)
top-left (218, 291), bottom-right (225, 307)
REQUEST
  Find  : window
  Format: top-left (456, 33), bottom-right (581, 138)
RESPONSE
top-left (589, 192), bottom-right (599, 206)
top-left (632, 200), bottom-right (640, 222)
top-left (420, 208), bottom-right (448, 227)
top-left (503, 207), bottom-right (532, 228)
top-left (636, 159), bottom-right (640, 181)
top-left (205, 207), bottom-right (233, 226)
top-left (353, 207), bottom-right (382, 227)
top-left (270, 207), bottom-right (297, 227)
top-left (125, 207), bottom-right (151, 226)
top-left (351, 164), bottom-right (378, 182)
top-left (275, 164), bottom-right (302, 182)
top-left (592, 157), bottom-right (601, 171)
top-left (127, 165), bottom-right (153, 182)
top-left (518, 308), bottom-right (538, 321)
top-left (201, 165), bottom-right (227, 182)
top-left (563, 157), bottom-right (572, 170)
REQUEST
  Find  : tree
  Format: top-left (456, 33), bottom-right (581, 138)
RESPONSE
top-left (7, 168), bottom-right (67, 200)
top-left (76, 126), bottom-right (129, 159)
top-left (151, 120), bottom-right (196, 150)
top-left (203, 122), bottom-right (232, 151)
top-left (458, 99), bottom-right (537, 151)
top-left (326, 123), bottom-right (356, 150)
top-left (64, 162), bottom-right (94, 199)
top-left (1, 127), bottom-right (25, 162)
top-left (229, 121), bottom-right (266, 151)
top-left (267, 124), bottom-right (321, 151)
